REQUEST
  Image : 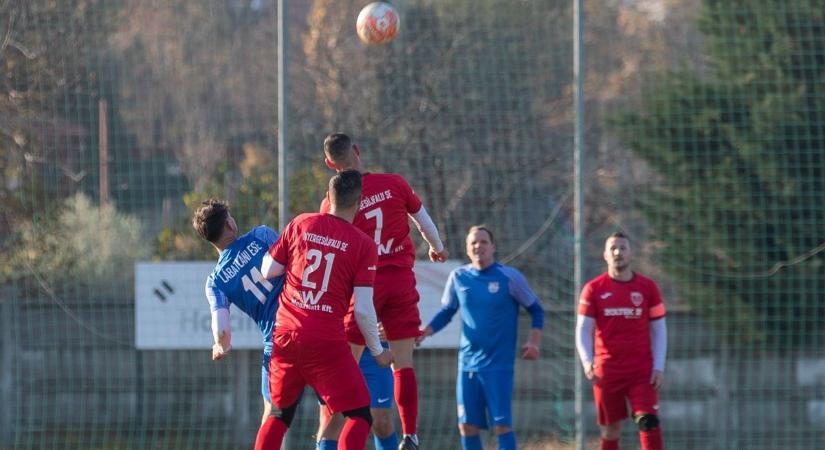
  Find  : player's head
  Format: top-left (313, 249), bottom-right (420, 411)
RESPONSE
top-left (466, 225), bottom-right (496, 269)
top-left (324, 132), bottom-right (361, 171)
top-left (192, 198), bottom-right (238, 246)
top-left (328, 169), bottom-right (363, 212)
top-left (603, 231), bottom-right (632, 272)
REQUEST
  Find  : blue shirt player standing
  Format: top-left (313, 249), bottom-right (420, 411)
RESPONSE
top-left (417, 225), bottom-right (544, 450)
top-left (192, 199), bottom-right (284, 429)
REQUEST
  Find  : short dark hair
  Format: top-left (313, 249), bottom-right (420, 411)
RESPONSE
top-left (607, 231), bottom-right (629, 242)
top-left (324, 132), bottom-right (353, 163)
top-left (329, 170), bottom-right (362, 210)
top-left (192, 199), bottom-right (229, 243)
top-left (468, 224), bottom-right (495, 244)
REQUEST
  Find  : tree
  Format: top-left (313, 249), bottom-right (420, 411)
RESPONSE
top-left (609, 0), bottom-right (825, 347)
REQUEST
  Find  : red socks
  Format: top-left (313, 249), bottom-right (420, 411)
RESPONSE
top-left (640, 428), bottom-right (663, 450)
top-left (339, 416), bottom-right (371, 450)
top-left (393, 367), bottom-right (419, 435)
top-left (254, 417), bottom-right (287, 450)
top-left (600, 438), bottom-right (619, 450)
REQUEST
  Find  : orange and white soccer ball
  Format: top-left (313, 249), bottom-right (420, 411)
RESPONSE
top-left (356, 2), bottom-right (400, 45)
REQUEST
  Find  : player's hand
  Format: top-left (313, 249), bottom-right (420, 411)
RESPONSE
top-left (212, 343), bottom-right (230, 361)
top-left (429, 247), bottom-right (449, 263)
top-left (521, 342), bottom-right (539, 360)
top-left (415, 326), bottom-right (433, 346)
top-left (584, 364), bottom-right (600, 383)
top-left (650, 370), bottom-right (665, 390)
top-left (374, 348), bottom-right (394, 368)
top-left (378, 322), bottom-right (388, 341)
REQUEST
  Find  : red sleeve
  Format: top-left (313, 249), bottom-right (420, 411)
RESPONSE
top-left (268, 221), bottom-right (292, 265)
top-left (577, 282), bottom-right (597, 317)
top-left (399, 175), bottom-right (423, 214)
top-left (319, 193), bottom-right (331, 214)
top-left (647, 279), bottom-right (666, 319)
top-left (353, 237), bottom-right (378, 287)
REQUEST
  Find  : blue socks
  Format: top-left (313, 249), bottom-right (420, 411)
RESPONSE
top-left (375, 432), bottom-right (399, 450)
top-left (497, 431), bottom-right (516, 450)
top-left (461, 435), bottom-right (483, 450)
top-left (316, 439), bottom-right (337, 450)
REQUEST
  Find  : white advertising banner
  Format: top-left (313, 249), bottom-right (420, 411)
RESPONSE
top-left (135, 260), bottom-right (464, 350)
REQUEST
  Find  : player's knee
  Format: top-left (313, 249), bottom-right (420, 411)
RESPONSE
top-left (371, 409), bottom-right (393, 437)
top-left (634, 413), bottom-right (660, 431)
top-left (271, 401), bottom-right (299, 427)
top-left (458, 423), bottom-right (480, 436)
top-left (342, 406), bottom-right (373, 427)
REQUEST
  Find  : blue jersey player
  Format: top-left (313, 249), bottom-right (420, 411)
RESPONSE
top-left (192, 199), bottom-right (284, 428)
top-left (418, 225), bottom-right (544, 450)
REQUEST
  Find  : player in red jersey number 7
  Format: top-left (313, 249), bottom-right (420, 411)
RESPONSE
top-left (576, 232), bottom-right (667, 450)
top-left (255, 170), bottom-right (393, 450)
top-left (321, 133), bottom-right (449, 450)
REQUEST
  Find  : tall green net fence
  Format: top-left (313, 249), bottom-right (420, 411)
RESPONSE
top-left (2, 1), bottom-right (824, 449)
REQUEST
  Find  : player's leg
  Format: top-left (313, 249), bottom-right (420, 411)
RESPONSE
top-left (593, 379), bottom-right (630, 450)
top-left (375, 267), bottom-right (421, 449)
top-left (361, 345), bottom-right (399, 449)
top-left (479, 371), bottom-right (516, 450)
top-left (457, 371), bottom-right (487, 450)
top-left (628, 379), bottom-right (663, 450)
top-left (261, 347), bottom-right (273, 426)
top-left (316, 401), bottom-right (345, 450)
top-left (256, 334), bottom-right (306, 450)
top-left (309, 339), bottom-right (373, 450)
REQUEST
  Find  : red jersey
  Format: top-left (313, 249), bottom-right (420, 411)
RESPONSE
top-left (268, 213), bottom-right (378, 341)
top-left (320, 173), bottom-right (423, 269)
top-left (578, 272), bottom-right (666, 378)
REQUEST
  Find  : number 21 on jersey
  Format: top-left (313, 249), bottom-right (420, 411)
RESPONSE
top-left (364, 208), bottom-right (394, 256)
top-left (300, 249), bottom-right (336, 305)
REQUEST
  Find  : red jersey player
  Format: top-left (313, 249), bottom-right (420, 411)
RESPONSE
top-left (255, 170), bottom-right (393, 450)
top-left (320, 133), bottom-right (448, 450)
top-left (576, 232), bottom-right (667, 450)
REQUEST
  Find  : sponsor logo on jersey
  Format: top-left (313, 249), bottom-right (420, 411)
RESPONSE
top-left (488, 281), bottom-right (499, 294)
top-left (631, 291), bottom-right (643, 306)
top-left (603, 307), bottom-right (642, 318)
top-left (600, 292), bottom-right (612, 300)
top-left (377, 397), bottom-right (390, 404)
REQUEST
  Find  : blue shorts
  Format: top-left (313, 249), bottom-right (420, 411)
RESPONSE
top-left (359, 345), bottom-right (394, 409)
top-left (456, 370), bottom-right (514, 428)
top-left (261, 344), bottom-right (272, 402)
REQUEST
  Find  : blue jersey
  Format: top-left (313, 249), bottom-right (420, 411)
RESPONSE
top-left (205, 226), bottom-right (284, 346)
top-left (434, 262), bottom-right (541, 372)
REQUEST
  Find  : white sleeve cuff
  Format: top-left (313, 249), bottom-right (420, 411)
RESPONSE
top-left (261, 254), bottom-right (285, 279)
top-left (353, 287), bottom-right (383, 356)
top-left (409, 206), bottom-right (444, 252)
top-left (575, 314), bottom-right (595, 369)
top-left (211, 308), bottom-right (231, 348)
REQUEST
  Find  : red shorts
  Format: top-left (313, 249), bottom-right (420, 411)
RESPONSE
top-left (592, 374), bottom-right (659, 425)
top-left (269, 330), bottom-right (370, 413)
top-left (345, 266), bottom-right (421, 344)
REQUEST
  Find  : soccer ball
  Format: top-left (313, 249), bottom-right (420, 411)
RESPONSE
top-left (356, 2), bottom-right (400, 45)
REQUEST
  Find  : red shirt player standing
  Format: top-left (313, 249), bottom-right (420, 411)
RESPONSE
top-left (576, 232), bottom-right (668, 450)
top-left (255, 170), bottom-right (393, 450)
top-left (320, 133), bottom-right (448, 450)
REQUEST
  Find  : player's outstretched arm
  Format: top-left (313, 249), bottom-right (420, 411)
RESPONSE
top-left (409, 206), bottom-right (448, 262)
